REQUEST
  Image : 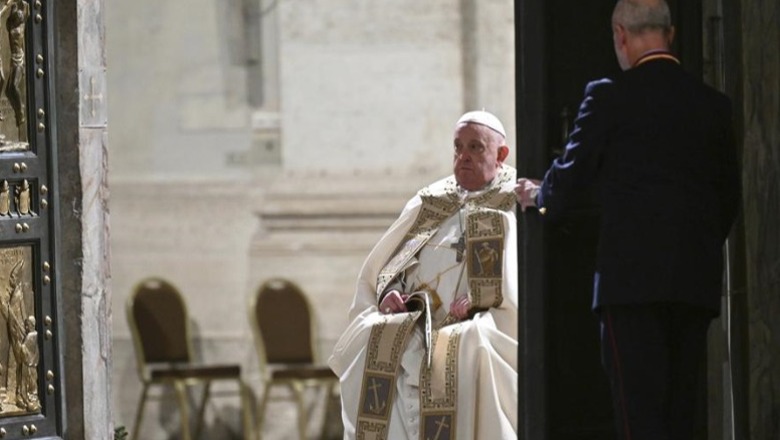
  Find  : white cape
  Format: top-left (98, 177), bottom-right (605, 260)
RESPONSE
top-left (329, 174), bottom-right (518, 440)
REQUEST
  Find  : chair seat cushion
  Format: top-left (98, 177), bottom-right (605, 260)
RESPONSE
top-left (150, 364), bottom-right (241, 381)
top-left (270, 365), bottom-right (337, 381)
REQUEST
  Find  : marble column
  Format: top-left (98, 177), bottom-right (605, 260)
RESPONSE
top-left (55, 0), bottom-right (112, 438)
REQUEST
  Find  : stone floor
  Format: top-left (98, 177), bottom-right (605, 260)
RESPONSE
top-left (119, 383), bottom-right (342, 440)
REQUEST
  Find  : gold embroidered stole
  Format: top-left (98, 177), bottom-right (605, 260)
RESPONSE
top-left (375, 198), bottom-right (460, 298)
top-left (375, 166), bottom-right (515, 299)
top-left (465, 207), bottom-right (507, 310)
top-left (356, 167), bottom-right (515, 440)
top-left (356, 312), bottom-right (422, 439)
top-left (419, 324), bottom-right (462, 440)
top-left (417, 207), bottom-right (507, 440)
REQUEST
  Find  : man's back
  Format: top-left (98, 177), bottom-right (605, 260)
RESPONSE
top-left (590, 58), bottom-right (740, 310)
top-left (513, 3), bottom-right (746, 438)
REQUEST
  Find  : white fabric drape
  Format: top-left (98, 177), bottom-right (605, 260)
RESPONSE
top-left (329, 177), bottom-right (519, 440)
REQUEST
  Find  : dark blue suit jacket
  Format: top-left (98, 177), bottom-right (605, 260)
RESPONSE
top-left (538, 56), bottom-right (741, 313)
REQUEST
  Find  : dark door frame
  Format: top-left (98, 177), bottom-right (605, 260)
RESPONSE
top-left (515, 1), bottom-right (749, 439)
top-left (515, 1), bottom-right (548, 438)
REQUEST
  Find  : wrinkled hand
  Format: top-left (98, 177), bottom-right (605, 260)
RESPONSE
top-left (515, 178), bottom-right (542, 212)
top-left (449, 295), bottom-right (471, 320)
top-left (379, 290), bottom-right (408, 314)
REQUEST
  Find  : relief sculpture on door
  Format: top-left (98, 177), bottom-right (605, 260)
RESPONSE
top-left (0, 246), bottom-right (39, 416)
top-left (0, 0), bottom-right (29, 152)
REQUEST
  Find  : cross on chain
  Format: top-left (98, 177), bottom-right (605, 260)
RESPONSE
top-left (450, 234), bottom-right (466, 263)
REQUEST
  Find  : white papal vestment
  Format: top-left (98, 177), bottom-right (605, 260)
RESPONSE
top-left (329, 165), bottom-right (518, 440)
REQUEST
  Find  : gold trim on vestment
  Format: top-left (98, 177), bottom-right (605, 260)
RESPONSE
top-left (419, 324), bottom-right (461, 440)
top-left (376, 166), bottom-right (516, 298)
top-left (376, 208), bottom-right (457, 297)
top-left (358, 166), bottom-right (515, 439)
top-left (356, 312), bottom-right (422, 440)
top-left (466, 208), bottom-right (506, 309)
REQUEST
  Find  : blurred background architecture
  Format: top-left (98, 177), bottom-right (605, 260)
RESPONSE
top-left (101, 0), bottom-right (780, 438)
top-left (107, 1), bottom-right (515, 438)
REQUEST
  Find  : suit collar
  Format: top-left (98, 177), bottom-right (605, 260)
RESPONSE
top-left (633, 50), bottom-right (680, 68)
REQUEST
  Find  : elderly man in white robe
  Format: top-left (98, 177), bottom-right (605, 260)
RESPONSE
top-left (329, 111), bottom-right (518, 440)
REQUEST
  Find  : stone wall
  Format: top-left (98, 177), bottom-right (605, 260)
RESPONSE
top-left (106, 0), bottom-right (515, 438)
top-left (110, 180), bottom-right (259, 439)
top-left (742, 0), bottom-right (780, 438)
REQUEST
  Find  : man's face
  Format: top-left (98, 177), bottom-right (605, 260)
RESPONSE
top-left (453, 123), bottom-right (508, 191)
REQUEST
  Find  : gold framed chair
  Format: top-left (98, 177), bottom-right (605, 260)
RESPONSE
top-left (127, 277), bottom-right (254, 440)
top-left (249, 278), bottom-right (340, 440)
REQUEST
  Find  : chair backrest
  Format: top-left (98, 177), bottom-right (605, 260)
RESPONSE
top-left (250, 278), bottom-right (316, 366)
top-left (127, 278), bottom-right (192, 374)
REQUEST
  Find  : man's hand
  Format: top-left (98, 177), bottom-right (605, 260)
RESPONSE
top-left (515, 178), bottom-right (542, 212)
top-left (449, 295), bottom-right (471, 320)
top-left (379, 290), bottom-right (408, 314)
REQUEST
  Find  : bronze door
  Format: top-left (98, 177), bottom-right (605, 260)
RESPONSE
top-left (0, 0), bottom-right (63, 437)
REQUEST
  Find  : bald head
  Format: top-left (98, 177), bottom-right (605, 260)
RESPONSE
top-left (613, 0), bottom-right (672, 34)
top-left (611, 0), bottom-right (675, 70)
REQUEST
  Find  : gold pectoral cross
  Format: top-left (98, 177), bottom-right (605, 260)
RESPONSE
top-left (450, 234), bottom-right (465, 263)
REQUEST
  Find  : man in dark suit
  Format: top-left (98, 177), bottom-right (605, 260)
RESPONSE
top-left (516, 0), bottom-right (741, 439)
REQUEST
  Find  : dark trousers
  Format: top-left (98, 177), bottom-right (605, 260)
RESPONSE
top-left (599, 303), bottom-right (715, 440)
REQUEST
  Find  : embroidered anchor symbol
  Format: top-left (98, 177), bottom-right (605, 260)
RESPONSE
top-left (427, 416), bottom-right (450, 440)
top-left (367, 378), bottom-right (386, 414)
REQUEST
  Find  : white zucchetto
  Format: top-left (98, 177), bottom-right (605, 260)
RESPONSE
top-left (456, 110), bottom-right (506, 138)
